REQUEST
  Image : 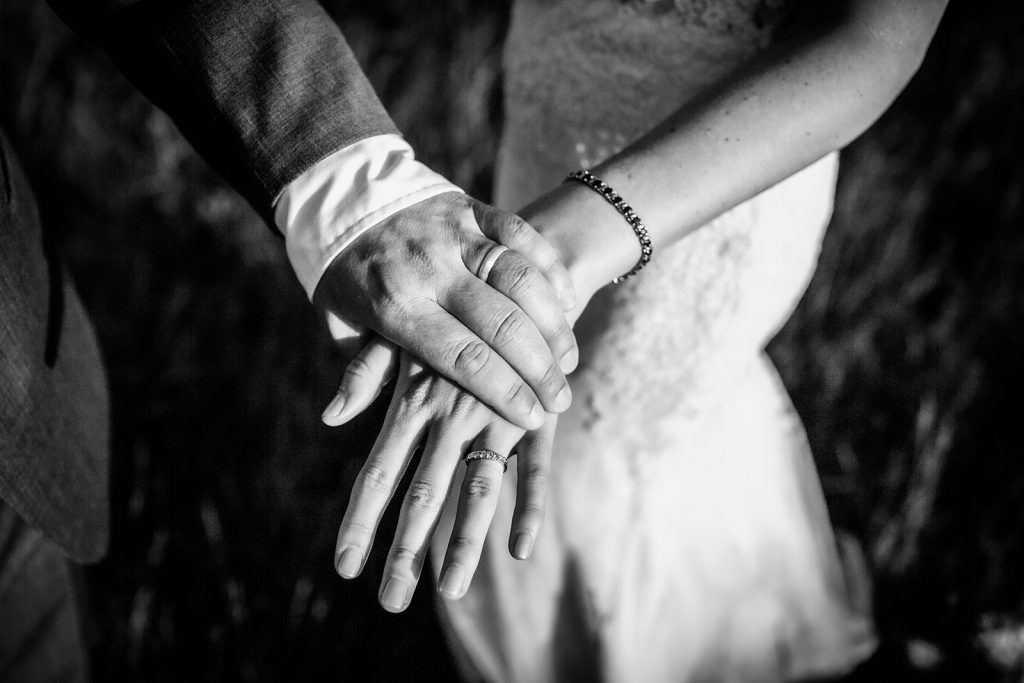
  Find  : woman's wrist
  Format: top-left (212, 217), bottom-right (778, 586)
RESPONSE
top-left (520, 182), bottom-right (640, 315)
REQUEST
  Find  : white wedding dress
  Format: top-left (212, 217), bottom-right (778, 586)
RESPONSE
top-left (432, 1), bottom-right (875, 680)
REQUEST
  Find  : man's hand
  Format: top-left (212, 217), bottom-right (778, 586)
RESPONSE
top-left (313, 191), bottom-right (578, 430)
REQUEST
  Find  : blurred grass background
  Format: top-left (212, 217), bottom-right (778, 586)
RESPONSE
top-left (1, 0), bottom-right (1023, 681)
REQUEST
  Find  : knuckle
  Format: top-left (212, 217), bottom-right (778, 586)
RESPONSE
top-left (388, 545), bottom-right (425, 571)
top-left (539, 362), bottom-right (562, 389)
top-left (504, 380), bottom-right (529, 405)
top-left (450, 391), bottom-right (481, 419)
top-left (343, 355), bottom-right (374, 382)
top-left (449, 534), bottom-right (477, 552)
top-left (464, 474), bottom-right (495, 500)
top-left (451, 339), bottom-right (490, 377)
top-left (405, 480), bottom-right (439, 509)
top-left (405, 240), bottom-right (440, 275)
top-left (402, 374), bottom-right (436, 409)
top-left (367, 282), bottom-right (406, 323)
top-left (503, 262), bottom-right (536, 296)
top-left (520, 501), bottom-right (546, 518)
top-left (522, 462), bottom-right (548, 489)
top-left (358, 463), bottom-right (394, 493)
top-left (493, 309), bottom-right (527, 348)
top-left (365, 262), bottom-right (399, 307)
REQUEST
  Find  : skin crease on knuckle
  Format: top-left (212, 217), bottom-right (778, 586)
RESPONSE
top-left (387, 544), bottom-right (425, 571)
top-left (503, 379), bottom-right (531, 408)
top-left (449, 390), bottom-right (487, 421)
top-left (358, 462), bottom-right (393, 494)
top-left (522, 462), bottom-right (547, 489)
top-left (464, 474), bottom-right (496, 500)
top-left (343, 353), bottom-right (374, 383)
top-left (492, 308), bottom-right (527, 349)
top-left (401, 373), bottom-right (438, 412)
top-left (396, 369), bottom-right (486, 426)
top-left (503, 261), bottom-right (537, 298)
top-left (538, 361), bottom-right (563, 391)
top-left (404, 480), bottom-right (439, 510)
top-left (451, 338), bottom-right (491, 378)
top-left (517, 502), bottom-right (546, 520)
top-left (448, 534), bottom-right (478, 552)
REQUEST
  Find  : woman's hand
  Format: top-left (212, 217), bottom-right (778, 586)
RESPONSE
top-left (330, 338), bottom-right (556, 612)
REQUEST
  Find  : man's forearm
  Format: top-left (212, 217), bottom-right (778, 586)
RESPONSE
top-left (45, 0), bottom-right (398, 223)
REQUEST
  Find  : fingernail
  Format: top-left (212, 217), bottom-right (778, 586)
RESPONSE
top-left (513, 532), bottom-right (534, 560)
top-left (438, 565), bottom-right (465, 599)
top-left (552, 384), bottom-right (572, 413)
top-left (528, 402), bottom-right (546, 428)
top-left (559, 346), bottom-right (579, 374)
top-left (322, 391), bottom-right (346, 422)
top-left (381, 576), bottom-right (411, 613)
top-left (336, 547), bottom-right (361, 578)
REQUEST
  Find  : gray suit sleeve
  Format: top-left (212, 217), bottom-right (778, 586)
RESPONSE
top-left (46, 0), bottom-right (400, 224)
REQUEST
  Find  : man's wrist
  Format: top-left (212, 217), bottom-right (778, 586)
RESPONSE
top-left (274, 133), bottom-right (462, 300)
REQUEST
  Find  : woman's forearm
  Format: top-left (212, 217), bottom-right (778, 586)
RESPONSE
top-left (524, 0), bottom-right (947, 305)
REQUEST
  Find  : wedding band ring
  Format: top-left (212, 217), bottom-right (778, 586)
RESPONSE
top-left (476, 244), bottom-right (509, 283)
top-left (463, 449), bottom-right (509, 473)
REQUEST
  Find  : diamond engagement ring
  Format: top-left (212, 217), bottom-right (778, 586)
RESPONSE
top-left (463, 449), bottom-right (509, 473)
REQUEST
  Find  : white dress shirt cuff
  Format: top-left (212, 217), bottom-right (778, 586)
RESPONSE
top-left (275, 133), bottom-right (463, 299)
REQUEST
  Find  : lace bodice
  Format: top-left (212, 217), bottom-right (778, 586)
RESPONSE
top-left (495, 0), bottom-right (836, 454)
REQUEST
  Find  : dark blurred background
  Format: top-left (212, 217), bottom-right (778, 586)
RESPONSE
top-left (0, 0), bottom-right (1022, 681)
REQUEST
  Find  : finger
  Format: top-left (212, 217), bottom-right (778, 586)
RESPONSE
top-left (485, 248), bottom-right (579, 373)
top-left (437, 427), bottom-right (519, 601)
top-left (377, 414), bottom-right (486, 613)
top-left (509, 414), bottom-right (558, 560)
top-left (322, 336), bottom-right (398, 427)
top-left (392, 300), bottom-right (547, 431)
top-left (472, 202), bottom-right (577, 311)
top-left (334, 359), bottom-right (429, 579)
top-left (441, 277), bottom-right (572, 415)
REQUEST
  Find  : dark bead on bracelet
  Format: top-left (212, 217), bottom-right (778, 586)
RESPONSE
top-left (564, 169), bottom-right (653, 283)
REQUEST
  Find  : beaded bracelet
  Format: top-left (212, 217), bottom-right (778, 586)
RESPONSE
top-left (564, 169), bottom-right (653, 283)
